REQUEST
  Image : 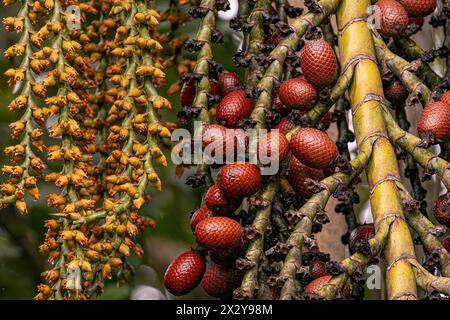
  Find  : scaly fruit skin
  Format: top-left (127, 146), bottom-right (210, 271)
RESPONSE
top-left (191, 206), bottom-right (214, 231)
top-left (201, 263), bottom-right (243, 298)
top-left (195, 216), bottom-right (242, 251)
top-left (376, 0), bottom-right (409, 37)
top-left (216, 90), bottom-right (254, 128)
top-left (202, 125), bottom-right (248, 161)
top-left (218, 71), bottom-right (242, 96)
top-left (209, 239), bottom-right (248, 266)
top-left (305, 275), bottom-right (350, 298)
top-left (257, 131), bottom-right (289, 163)
top-left (350, 224), bottom-right (375, 252)
top-left (441, 91), bottom-right (450, 105)
top-left (288, 156), bottom-right (324, 199)
top-left (289, 128), bottom-right (338, 169)
top-left (417, 102), bottom-right (450, 142)
top-left (442, 236), bottom-right (450, 253)
top-left (205, 184), bottom-right (240, 216)
top-left (217, 162), bottom-right (263, 198)
top-left (398, 0), bottom-right (436, 17)
top-left (310, 259), bottom-right (328, 279)
top-left (274, 117), bottom-right (295, 135)
top-left (434, 193), bottom-right (450, 227)
top-left (301, 39), bottom-right (337, 88)
top-left (164, 250), bottom-right (206, 296)
top-left (408, 16), bottom-right (424, 27)
top-left (181, 81), bottom-right (218, 107)
top-left (278, 77), bottom-right (317, 110)
top-left (272, 92), bottom-right (285, 111)
top-left (385, 79), bottom-right (407, 105)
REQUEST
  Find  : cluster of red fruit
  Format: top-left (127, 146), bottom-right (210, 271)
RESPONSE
top-left (418, 91), bottom-right (450, 143)
top-left (376, 0), bottom-right (437, 38)
top-left (164, 36), bottom-right (345, 297)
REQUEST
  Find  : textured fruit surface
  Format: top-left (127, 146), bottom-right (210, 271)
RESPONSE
top-left (398, 0), bottom-right (436, 17)
top-left (181, 81), bottom-right (218, 107)
top-left (164, 250), bottom-right (206, 296)
top-left (301, 39), bottom-right (337, 88)
top-left (191, 206), bottom-right (214, 231)
top-left (385, 79), bottom-right (407, 105)
top-left (209, 239), bottom-right (248, 266)
top-left (350, 224), bottom-right (375, 252)
top-left (289, 128), bottom-right (338, 169)
top-left (217, 162), bottom-right (262, 198)
top-left (434, 193), bottom-right (450, 227)
top-left (310, 259), bottom-right (328, 279)
top-left (288, 156), bottom-right (324, 199)
top-left (408, 16), bottom-right (424, 26)
top-left (202, 125), bottom-right (248, 160)
top-left (274, 117), bottom-right (295, 135)
top-left (376, 0), bottom-right (409, 37)
top-left (305, 275), bottom-right (350, 298)
top-left (205, 184), bottom-right (240, 216)
top-left (278, 77), bottom-right (317, 110)
top-left (216, 90), bottom-right (254, 128)
top-left (417, 102), bottom-right (450, 141)
top-left (218, 71), bottom-right (242, 96)
top-left (272, 92), bottom-right (285, 111)
top-left (201, 263), bottom-right (243, 298)
top-left (195, 216), bottom-right (242, 250)
top-left (441, 91), bottom-right (450, 105)
top-left (257, 131), bottom-right (289, 163)
top-left (442, 236), bottom-right (450, 253)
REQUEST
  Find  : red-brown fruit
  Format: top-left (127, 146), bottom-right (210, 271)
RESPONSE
top-left (209, 239), bottom-right (248, 266)
top-left (257, 131), bottom-right (289, 163)
top-left (442, 236), bottom-right (450, 253)
top-left (376, 0), bottom-right (409, 37)
top-left (201, 125), bottom-right (248, 160)
top-left (288, 156), bottom-right (324, 199)
top-left (305, 275), bottom-right (350, 298)
top-left (434, 193), bottom-right (450, 227)
top-left (218, 71), bottom-right (242, 96)
top-left (417, 102), bottom-right (450, 142)
top-left (350, 224), bottom-right (375, 252)
top-left (274, 117), bottom-right (295, 135)
top-left (301, 39), bottom-right (337, 88)
top-left (398, 0), bottom-right (436, 17)
top-left (289, 128), bottom-right (339, 169)
top-left (181, 81), bottom-right (218, 106)
top-left (216, 90), bottom-right (254, 128)
top-left (201, 263), bottom-right (243, 298)
top-left (272, 92), bottom-right (285, 111)
top-left (164, 250), bottom-right (206, 296)
top-left (195, 216), bottom-right (242, 251)
top-left (217, 162), bottom-right (263, 198)
top-left (319, 112), bottom-right (332, 130)
top-left (205, 184), bottom-right (240, 216)
top-left (278, 77), bottom-right (317, 110)
top-left (441, 91), bottom-right (450, 105)
top-left (310, 259), bottom-right (328, 279)
top-left (191, 206), bottom-right (214, 231)
top-left (385, 79), bottom-right (408, 105)
top-left (408, 16), bottom-right (424, 27)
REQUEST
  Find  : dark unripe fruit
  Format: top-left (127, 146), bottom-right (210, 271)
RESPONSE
top-left (191, 206), bottom-right (214, 231)
top-left (310, 259), bottom-right (328, 279)
top-left (350, 224), bottom-right (375, 252)
top-left (398, 0), bottom-right (436, 17)
top-left (289, 128), bottom-right (338, 169)
top-left (301, 39), bottom-right (337, 88)
top-left (205, 184), bottom-right (240, 216)
top-left (288, 156), bottom-right (324, 199)
top-left (385, 79), bottom-right (407, 105)
top-left (305, 275), bottom-right (350, 298)
top-left (218, 71), bottom-right (242, 96)
top-left (217, 162), bottom-right (262, 198)
top-left (201, 263), bottom-right (243, 298)
top-left (216, 90), bottom-right (254, 128)
top-left (417, 102), bottom-right (450, 142)
top-left (181, 81), bottom-right (218, 107)
top-left (441, 91), bottom-right (450, 105)
top-left (195, 216), bottom-right (242, 251)
top-left (434, 193), bottom-right (450, 227)
top-left (376, 0), bottom-right (409, 37)
top-left (274, 117), bottom-right (295, 135)
top-left (164, 250), bottom-right (206, 296)
top-left (442, 236), bottom-right (450, 253)
top-left (257, 131), bottom-right (289, 163)
top-left (278, 77), bottom-right (317, 110)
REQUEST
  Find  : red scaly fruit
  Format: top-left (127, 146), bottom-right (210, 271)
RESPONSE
top-left (278, 77), bottom-right (317, 110)
top-left (319, 112), bottom-right (332, 131)
top-left (217, 162), bottom-right (263, 198)
top-left (257, 131), bottom-right (289, 163)
top-left (310, 259), bottom-right (328, 279)
top-left (441, 91), bottom-right (450, 105)
top-left (305, 275), bottom-right (350, 298)
top-left (274, 116), bottom-right (295, 135)
top-left (216, 90), bottom-right (254, 128)
top-left (191, 206), bottom-right (214, 231)
top-left (201, 263), bottom-right (243, 298)
top-left (417, 102), bottom-right (450, 142)
top-left (301, 39), bottom-right (337, 88)
top-left (350, 224), bottom-right (375, 252)
top-left (164, 250), bottom-right (206, 296)
top-left (209, 239), bottom-right (248, 266)
top-left (201, 125), bottom-right (248, 160)
top-left (408, 16), bottom-right (424, 27)
top-left (385, 79), bottom-right (407, 105)
top-left (398, 0), bottom-right (436, 17)
top-left (272, 92), bottom-right (285, 111)
top-left (434, 193), bottom-right (450, 227)
top-left (376, 0), bottom-right (409, 38)
top-left (181, 81), bottom-right (219, 106)
top-left (195, 216), bottom-right (242, 251)
top-left (205, 184), bottom-right (241, 216)
top-left (218, 71), bottom-right (242, 96)
top-left (442, 236), bottom-right (450, 253)
top-left (289, 128), bottom-right (338, 169)
top-left (288, 156), bottom-right (324, 199)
